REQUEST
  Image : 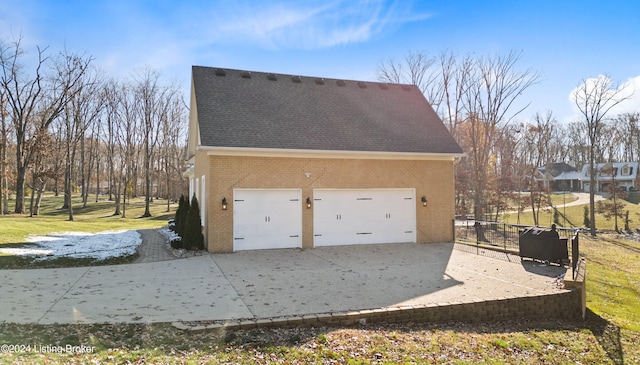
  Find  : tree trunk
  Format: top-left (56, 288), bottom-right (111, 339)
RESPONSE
top-left (14, 164), bottom-right (26, 214)
top-left (166, 169), bottom-right (171, 212)
top-left (113, 180), bottom-right (121, 216)
top-left (589, 157), bottom-right (597, 237)
top-left (529, 192), bottom-right (539, 226)
top-left (29, 179), bottom-right (35, 217)
top-left (121, 176), bottom-right (127, 218)
top-left (66, 171), bottom-right (74, 221)
top-left (65, 141), bottom-right (75, 221)
top-left (34, 185), bottom-right (45, 215)
top-left (142, 140), bottom-right (152, 217)
top-left (0, 104), bottom-right (6, 215)
top-left (80, 135), bottom-right (86, 206)
top-left (95, 150), bottom-right (100, 203)
top-left (61, 169), bottom-right (70, 210)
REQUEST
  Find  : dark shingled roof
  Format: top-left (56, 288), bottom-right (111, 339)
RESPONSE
top-left (192, 66), bottom-right (463, 155)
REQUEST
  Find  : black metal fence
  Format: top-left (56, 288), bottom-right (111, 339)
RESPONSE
top-left (455, 220), bottom-right (580, 276)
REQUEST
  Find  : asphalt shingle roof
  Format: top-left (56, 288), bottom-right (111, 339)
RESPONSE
top-left (192, 66), bottom-right (463, 155)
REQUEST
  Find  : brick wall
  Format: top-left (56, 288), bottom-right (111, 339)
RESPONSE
top-left (179, 289), bottom-right (584, 332)
top-left (202, 154), bottom-right (456, 253)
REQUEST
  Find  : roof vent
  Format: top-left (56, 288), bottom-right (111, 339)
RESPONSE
top-left (378, 83), bottom-right (389, 90)
top-left (314, 78), bottom-right (325, 85)
top-left (357, 81), bottom-right (367, 89)
top-left (401, 85), bottom-right (411, 91)
top-left (336, 80), bottom-right (346, 87)
top-left (214, 68), bottom-right (226, 76)
top-left (267, 73), bottom-right (277, 81)
top-left (291, 76), bottom-right (302, 83)
top-left (241, 71), bottom-right (251, 79)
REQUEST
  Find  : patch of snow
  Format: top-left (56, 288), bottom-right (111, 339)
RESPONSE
top-left (0, 230), bottom-right (142, 261)
top-left (159, 227), bottom-right (180, 242)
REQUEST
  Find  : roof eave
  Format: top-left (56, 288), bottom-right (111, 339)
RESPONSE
top-left (198, 146), bottom-right (464, 161)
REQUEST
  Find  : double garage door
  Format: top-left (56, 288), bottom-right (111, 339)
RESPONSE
top-left (233, 189), bottom-right (416, 251)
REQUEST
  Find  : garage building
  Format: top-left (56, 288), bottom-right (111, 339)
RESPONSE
top-left (186, 66), bottom-right (463, 253)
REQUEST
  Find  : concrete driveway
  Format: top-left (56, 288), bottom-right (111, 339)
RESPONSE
top-left (0, 242), bottom-right (567, 324)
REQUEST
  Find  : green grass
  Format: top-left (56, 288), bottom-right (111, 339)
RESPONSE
top-left (582, 235), bottom-right (640, 333)
top-left (0, 321), bottom-right (617, 364)
top-left (1, 194), bottom-right (174, 243)
top-left (0, 193), bottom-right (175, 269)
top-left (501, 196), bottom-right (640, 230)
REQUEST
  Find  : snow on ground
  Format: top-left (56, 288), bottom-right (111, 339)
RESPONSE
top-left (0, 230), bottom-right (142, 261)
top-left (159, 227), bottom-right (180, 242)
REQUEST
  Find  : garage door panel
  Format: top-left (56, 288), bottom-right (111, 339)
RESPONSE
top-left (313, 189), bottom-right (416, 247)
top-left (233, 189), bottom-right (302, 251)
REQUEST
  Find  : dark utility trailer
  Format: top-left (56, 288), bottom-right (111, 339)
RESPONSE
top-left (519, 228), bottom-right (569, 264)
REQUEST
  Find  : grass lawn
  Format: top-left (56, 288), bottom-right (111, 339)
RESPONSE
top-left (0, 194), bottom-right (175, 269)
top-left (501, 195), bottom-right (640, 231)
top-left (1, 195), bottom-right (639, 363)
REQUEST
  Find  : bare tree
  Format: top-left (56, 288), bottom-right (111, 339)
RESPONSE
top-left (462, 51), bottom-right (541, 219)
top-left (27, 129), bottom-right (56, 216)
top-left (596, 163), bottom-right (627, 233)
top-left (616, 112), bottom-right (640, 162)
top-left (378, 50), bottom-right (540, 219)
top-left (135, 69), bottom-right (170, 217)
top-left (0, 39), bottom-right (92, 213)
top-left (565, 121), bottom-right (590, 165)
top-left (438, 51), bottom-right (474, 137)
top-left (378, 50), bottom-right (473, 136)
top-left (159, 93), bottom-right (187, 211)
top-left (0, 88), bottom-right (9, 214)
top-left (519, 112), bottom-right (557, 225)
top-left (572, 75), bottom-right (633, 236)
top-left (377, 50), bottom-right (444, 108)
top-left (116, 82), bottom-right (139, 219)
top-left (60, 65), bottom-right (102, 220)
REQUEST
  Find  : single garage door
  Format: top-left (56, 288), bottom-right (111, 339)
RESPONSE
top-left (233, 189), bottom-right (302, 251)
top-left (313, 189), bottom-right (416, 247)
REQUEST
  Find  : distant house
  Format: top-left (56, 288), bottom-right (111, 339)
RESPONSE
top-left (536, 161), bottom-right (639, 193)
top-left (186, 66), bottom-right (463, 253)
top-left (580, 162), bottom-right (640, 192)
top-left (535, 162), bottom-right (581, 191)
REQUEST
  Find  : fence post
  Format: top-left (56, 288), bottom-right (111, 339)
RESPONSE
top-left (572, 231), bottom-right (580, 279)
top-left (503, 223), bottom-right (507, 251)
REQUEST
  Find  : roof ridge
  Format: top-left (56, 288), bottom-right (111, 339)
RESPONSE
top-left (192, 65), bottom-right (416, 89)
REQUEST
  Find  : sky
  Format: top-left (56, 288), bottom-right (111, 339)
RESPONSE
top-left (1, 0), bottom-right (639, 124)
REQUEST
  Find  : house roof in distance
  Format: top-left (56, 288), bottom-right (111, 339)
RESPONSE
top-left (191, 66), bottom-right (463, 155)
top-left (580, 161), bottom-right (639, 180)
top-left (538, 162), bottom-right (578, 177)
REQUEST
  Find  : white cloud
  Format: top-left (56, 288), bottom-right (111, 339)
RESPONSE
top-left (566, 74), bottom-right (640, 123)
top-left (611, 75), bottom-right (640, 115)
top-left (202, 0), bottom-right (432, 50)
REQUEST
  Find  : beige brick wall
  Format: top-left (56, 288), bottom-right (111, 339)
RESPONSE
top-left (204, 154), bottom-right (456, 253)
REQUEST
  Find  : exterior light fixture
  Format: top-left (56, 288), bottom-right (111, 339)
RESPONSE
top-left (306, 197), bottom-right (312, 209)
top-left (421, 196), bottom-right (428, 207)
top-left (222, 197), bottom-right (228, 210)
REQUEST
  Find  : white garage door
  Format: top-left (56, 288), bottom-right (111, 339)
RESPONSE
top-left (313, 189), bottom-right (416, 247)
top-left (233, 189), bottom-right (302, 251)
